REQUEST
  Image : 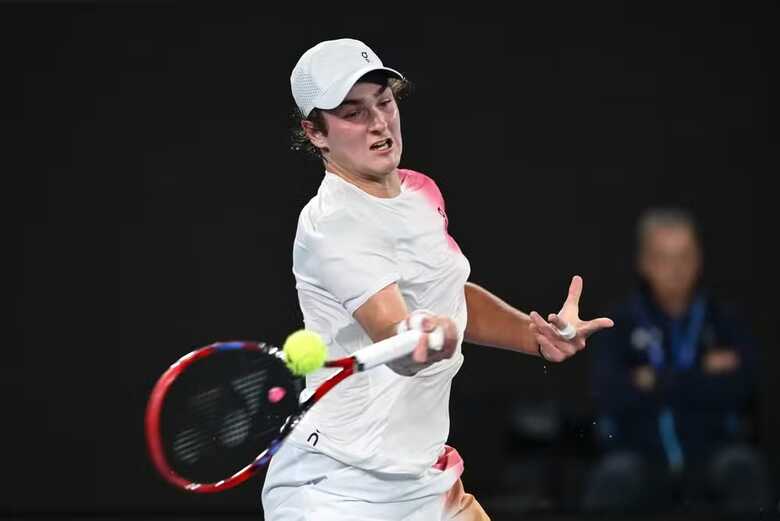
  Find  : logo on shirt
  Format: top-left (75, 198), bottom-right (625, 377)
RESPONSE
top-left (307, 428), bottom-right (320, 447)
top-left (437, 207), bottom-right (449, 228)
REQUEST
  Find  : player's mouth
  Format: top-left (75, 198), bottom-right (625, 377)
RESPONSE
top-left (370, 138), bottom-right (393, 152)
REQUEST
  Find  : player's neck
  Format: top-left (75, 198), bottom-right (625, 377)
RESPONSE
top-left (325, 163), bottom-right (401, 198)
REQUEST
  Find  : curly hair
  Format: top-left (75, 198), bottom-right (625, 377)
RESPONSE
top-left (290, 72), bottom-right (412, 160)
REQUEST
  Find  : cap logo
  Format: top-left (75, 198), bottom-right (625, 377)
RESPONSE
top-left (361, 51), bottom-right (371, 63)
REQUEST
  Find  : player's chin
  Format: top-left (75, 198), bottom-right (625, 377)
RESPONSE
top-left (367, 150), bottom-right (400, 169)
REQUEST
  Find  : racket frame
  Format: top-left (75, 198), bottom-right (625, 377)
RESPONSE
top-left (145, 329), bottom-right (431, 493)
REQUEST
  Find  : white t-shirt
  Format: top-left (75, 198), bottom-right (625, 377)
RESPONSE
top-left (288, 169), bottom-right (471, 476)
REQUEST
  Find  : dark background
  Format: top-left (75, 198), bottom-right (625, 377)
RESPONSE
top-left (7, 3), bottom-right (779, 519)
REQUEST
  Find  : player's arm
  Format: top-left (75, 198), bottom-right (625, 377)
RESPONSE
top-left (354, 283), bottom-right (458, 369)
top-left (464, 277), bottom-right (614, 362)
top-left (463, 282), bottom-right (538, 355)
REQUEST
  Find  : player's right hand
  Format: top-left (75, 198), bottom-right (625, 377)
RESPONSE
top-left (388, 312), bottom-right (458, 376)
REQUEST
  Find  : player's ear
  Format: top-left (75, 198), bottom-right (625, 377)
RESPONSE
top-left (301, 119), bottom-right (327, 149)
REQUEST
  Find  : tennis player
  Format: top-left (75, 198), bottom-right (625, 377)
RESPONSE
top-left (261, 38), bottom-right (614, 520)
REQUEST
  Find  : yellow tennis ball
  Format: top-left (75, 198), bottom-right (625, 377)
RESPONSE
top-left (283, 329), bottom-right (327, 376)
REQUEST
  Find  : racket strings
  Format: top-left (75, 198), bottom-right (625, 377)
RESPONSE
top-left (161, 350), bottom-right (300, 482)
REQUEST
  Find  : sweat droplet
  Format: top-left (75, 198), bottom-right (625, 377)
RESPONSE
top-left (268, 387), bottom-right (286, 403)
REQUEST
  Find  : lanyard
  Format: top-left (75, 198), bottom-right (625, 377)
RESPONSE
top-left (631, 292), bottom-right (707, 371)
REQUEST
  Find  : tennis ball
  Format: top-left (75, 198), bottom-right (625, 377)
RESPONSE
top-left (283, 329), bottom-right (327, 376)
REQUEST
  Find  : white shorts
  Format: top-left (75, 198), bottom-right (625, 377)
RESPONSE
top-left (261, 441), bottom-right (465, 521)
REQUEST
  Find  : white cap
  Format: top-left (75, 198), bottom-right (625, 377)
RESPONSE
top-left (291, 38), bottom-right (403, 117)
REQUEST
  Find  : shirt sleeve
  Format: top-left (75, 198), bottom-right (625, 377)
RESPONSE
top-left (294, 207), bottom-right (400, 316)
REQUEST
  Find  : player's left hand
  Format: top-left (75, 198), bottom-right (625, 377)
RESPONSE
top-left (529, 275), bottom-right (614, 362)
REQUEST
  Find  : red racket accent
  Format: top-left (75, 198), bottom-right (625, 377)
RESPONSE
top-left (145, 342), bottom-right (361, 493)
top-left (144, 329), bottom-right (428, 493)
top-left (313, 358), bottom-right (355, 401)
top-left (145, 342), bottom-right (284, 493)
top-left (145, 346), bottom-right (218, 490)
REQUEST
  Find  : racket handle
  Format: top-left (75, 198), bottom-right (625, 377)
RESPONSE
top-left (395, 310), bottom-right (445, 351)
top-left (427, 327), bottom-right (444, 350)
top-left (404, 311), bottom-right (444, 350)
top-left (353, 329), bottom-right (444, 370)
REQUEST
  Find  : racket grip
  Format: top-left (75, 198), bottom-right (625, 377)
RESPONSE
top-left (398, 310), bottom-right (445, 351)
top-left (427, 327), bottom-right (444, 350)
top-left (354, 329), bottom-right (443, 369)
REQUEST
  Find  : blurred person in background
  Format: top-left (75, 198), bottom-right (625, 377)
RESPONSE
top-left (582, 207), bottom-right (772, 513)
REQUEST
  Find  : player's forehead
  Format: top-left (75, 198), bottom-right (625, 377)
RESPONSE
top-left (338, 81), bottom-right (390, 107)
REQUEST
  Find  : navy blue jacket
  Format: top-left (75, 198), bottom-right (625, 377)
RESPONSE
top-left (589, 284), bottom-right (759, 468)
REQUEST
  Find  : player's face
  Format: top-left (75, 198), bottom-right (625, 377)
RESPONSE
top-left (639, 224), bottom-right (701, 303)
top-left (318, 81), bottom-right (402, 179)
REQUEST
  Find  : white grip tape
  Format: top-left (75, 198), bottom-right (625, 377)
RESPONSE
top-left (353, 330), bottom-right (422, 369)
top-left (354, 312), bottom-right (447, 370)
top-left (427, 328), bottom-right (444, 350)
top-left (555, 322), bottom-right (576, 340)
top-left (399, 310), bottom-right (444, 351)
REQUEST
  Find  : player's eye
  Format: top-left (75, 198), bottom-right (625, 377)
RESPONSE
top-left (343, 108), bottom-right (363, 119)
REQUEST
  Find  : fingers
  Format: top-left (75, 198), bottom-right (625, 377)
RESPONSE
top-left (547, 313), bottom-right (576, 340)
top-left (577, 317), bottom-right (615, 338)
top-left (538, 334), bottom-right (567, 363)
top-left (530, 311), bottom-right (560, 339)
top-left (412, 333), bottom-right (429, 363)
top-left (531, 276), bottom-right (614, 363)
top-left (531, 311), bottom-right (575, 346)
top-left (425, 316), bottom-right (458, 359)
top-left (411, 315), bottom-right (457, 364)
top-left (594, 317), bottom-right (615, 328)
top-left (563, 275), bottom-right (583, 308)
top-left (442, 319), bottom-right (458, 356)
top-left (530, 311), bottom-right (579, 355)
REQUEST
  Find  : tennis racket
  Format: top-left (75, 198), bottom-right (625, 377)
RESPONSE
top-left (144, 325), bottom-right (443, 493)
